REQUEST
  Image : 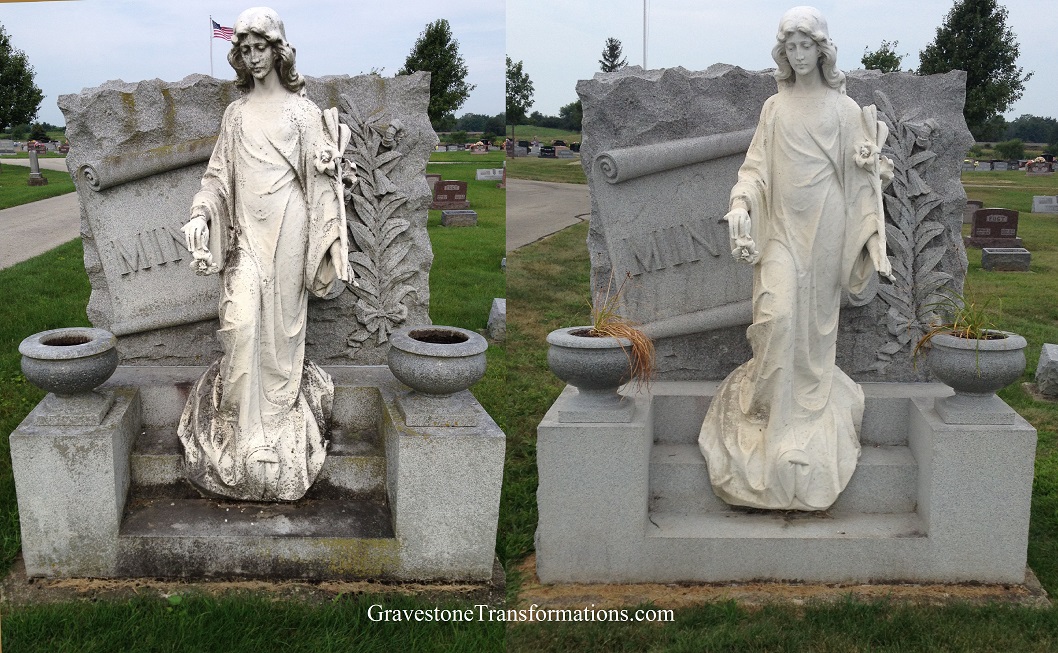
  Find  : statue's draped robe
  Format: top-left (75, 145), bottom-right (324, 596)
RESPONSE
top-left (178, 93), bottom-right (347, 501)
top-left (698, 88), bottom-right (883, 510)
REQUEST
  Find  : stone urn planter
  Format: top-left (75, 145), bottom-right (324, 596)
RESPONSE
top-left (546, 326), bottom-right (635, 422)
top-left (19, 327), bottom-right (118, 396)
top-left (19, 327), bottom-right (119, 425)
top-left (388, 326), bottom-right (488, 427)
top-left (925, 329), bottom-right (1027, 425)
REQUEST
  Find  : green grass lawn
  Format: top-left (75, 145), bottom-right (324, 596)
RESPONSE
top-left (0, 165), bottom-right (74, 210)
top-left (506, 156), bottom-right (587, 184)
top-left (505, 125), bottom-right (581, 145)
top-left (0, 151), bottom-right (68, 159)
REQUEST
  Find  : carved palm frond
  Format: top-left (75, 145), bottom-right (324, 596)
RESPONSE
top-left (337, 93), bottom-right (417, 348)
top-left (868, 91), bottom-right (952, 373)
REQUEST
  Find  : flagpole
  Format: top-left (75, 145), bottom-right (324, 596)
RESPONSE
top-left (209, 15), bottom-right (213, 77)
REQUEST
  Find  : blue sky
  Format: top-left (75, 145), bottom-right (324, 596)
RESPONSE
top-left (1, 0), bottom-right (505, 126)
top-left (507, 0), bottom-right (1056, 120)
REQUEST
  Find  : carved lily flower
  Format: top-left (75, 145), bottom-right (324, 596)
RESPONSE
top-left (879, 154), bottom-right (895, 184)
top-left (855, 141), bottom-right (880, 170)
top-left (315, 147), bottom-right (341, 176)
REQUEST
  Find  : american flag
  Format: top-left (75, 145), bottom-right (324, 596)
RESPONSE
top-left (212, 19), bottom-right (234, 41)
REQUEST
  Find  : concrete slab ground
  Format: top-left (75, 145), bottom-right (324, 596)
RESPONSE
top-left (506, 178), bottom-right (590, 252)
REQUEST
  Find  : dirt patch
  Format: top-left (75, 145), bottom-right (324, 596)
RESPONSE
top-left (0, 557), bottom-right (505, 607)
top-left (514, 555), bottom-right (1050, 611)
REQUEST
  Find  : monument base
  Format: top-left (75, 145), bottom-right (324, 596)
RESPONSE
top-left (536, 381), bottom-right (1036, 584)
top-left (10, 366), bottom-right (505, 582)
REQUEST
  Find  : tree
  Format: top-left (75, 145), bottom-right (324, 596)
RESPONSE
top-left (1006, 114), bottom-right (1058, 145)
top-left (559, 100), bottom-right (583, 132)
top-left (398, 19), bottom-right (475, 129)
top-left (861, 40), bottom-right (905, 73)
top-left (506, 56), bottom-right (534, 139)
top-left (918, 0), bottom-right (1032, 140)
top-left (0, 24), bottom-right (44, 133)
top-left (994, 138), bottom-right (1024, 160)
top-left (599, 37), bottom-right (627, 72)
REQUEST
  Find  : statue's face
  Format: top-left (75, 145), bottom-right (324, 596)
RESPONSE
top-left (239, 33), bottom-right (275, 83)
top-left (784, 30), bottom-right (819, 79)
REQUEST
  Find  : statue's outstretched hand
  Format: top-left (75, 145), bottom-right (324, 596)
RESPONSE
top-left (724, 207), bottom-right (760, 264)
top-left (182, 215), bottom-right (216, 274)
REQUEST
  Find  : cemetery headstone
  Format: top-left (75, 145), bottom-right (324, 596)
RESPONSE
top-left (440, 209), bottom-right (477, 227)
top-left (426, 173), bottom-right (441, 191)
top-left (431, 180), bottom-right (470, 209)
top-left (557, 149), bottom-right (575, 158)
top-left (992, 160), bottom-right (1008, 171)
top-left (981, 247), bottom-right (1031, 271)
top-left (966, 207), bottom-right (1022, 247)
top-left (475, 168), bottom-right (503, 181)
top-left (1033, 196), bottom-right (1058, 214)
top-left (27, 150), bottom-right (48, 186)
top-left (1037, 344), bottom-right (1058, 397)
top-left (1027, 160), bottom-right (1053, 175)
top-left (961, 160), bottom-right (975, 171)
top-left (539, 145), bottom-right (556, 158)
top-left (964, 199), bottom-right (983, 224)
top-left (487, 298), bottom-right (506, 340)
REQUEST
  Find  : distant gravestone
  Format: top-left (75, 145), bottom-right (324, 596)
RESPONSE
top-left (966, 207), bottom-right (1022, 247)
top-left (475, 168), bottom-right (503, 181)
top-left (981, 247), bottom-right (1030, 271)
top-left (1027, 161), bottom-right (1053, 175)
top-left (992, 161), bottom-right (1008, 171)
top-left (1037, 344), bottom-right (1058, 397)
top-left (446, 144), bottom-right (460, 152)
top-left (440, 209), bottom-right (477, 227)
top-left (964, 199), bottom-right (983, 224)
top-left (517, 140), bottom-right (530, 150)
top-left (431, 180), bottom-right (469, 209)
top-left (557, 149), bottom-right (575, 158)
top-left (961, 161), bottom-right (975, 171)
top-left (26, 150), bottom-right (48, 186)
top-left (539, 146), bottom-right (556, 158)
top-left (426, 173), bottom-right (441, 191)
top-left (487, 298), bottom-right (506, 340)
top-left (1008, 160), bottom-right (1020, 170)
top-left (0, 139), bottom-right (14, 153)
top-left (1033, 196), bottom-right (1058, 214)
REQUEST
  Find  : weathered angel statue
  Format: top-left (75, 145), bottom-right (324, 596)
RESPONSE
top-left (698, 6), bottom-right (894, 510)
top-left (178, 7), bottom-right (353, 501)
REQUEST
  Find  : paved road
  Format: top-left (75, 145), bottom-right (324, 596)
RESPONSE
top-left (506, 178), bottom-right (591, 252)
top-left (1, 156), bottom-right (72, 172)
top-left (0, 193), bottom-right (81, 270)
top-left (0, 157), bottom-right (80, 270)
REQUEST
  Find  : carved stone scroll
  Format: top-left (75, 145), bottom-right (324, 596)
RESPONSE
top-left (80, 136), bottom-right (216, 191)
top-left (596, 129), bottom-right (755, 184)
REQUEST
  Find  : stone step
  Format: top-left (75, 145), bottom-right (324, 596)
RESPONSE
top-left (650, 382), bottom-right (952, 447)
top-left (646, 510), bottom-right (926, 540)
top-left (131, 424), bottom-right (386, 499)
top-left (649, 443), bottom-right (917, 515)
top-left (117, 496), bottom-right (399, 579)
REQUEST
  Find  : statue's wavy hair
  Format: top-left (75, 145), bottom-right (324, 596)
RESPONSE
top-left (228, 31), bottom-right (304, 94)
top-left (771, 10), bottom-right (845, 94)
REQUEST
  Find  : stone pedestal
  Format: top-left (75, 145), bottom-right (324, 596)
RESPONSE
top-left (536, 381), bottom-right (1036, 583)
top-left (10, 366), bottom-right (504, 581)
top-left (10, 389), bottom-right (140, 577)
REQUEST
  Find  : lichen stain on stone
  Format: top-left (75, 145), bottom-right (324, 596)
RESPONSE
top-left (160, 88), bottom-right (177, 139)
top-left (318, 537), bottom-right (399, 576)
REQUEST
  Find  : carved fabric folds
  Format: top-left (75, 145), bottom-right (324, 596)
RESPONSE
top-left (178, 94), bottom-right (347, 501)
top-left (698, 88), bottom-right (885, 510)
